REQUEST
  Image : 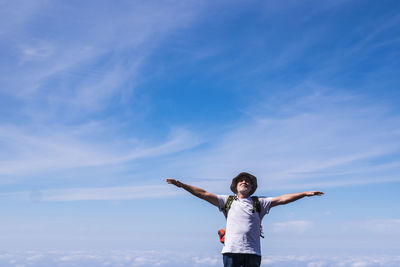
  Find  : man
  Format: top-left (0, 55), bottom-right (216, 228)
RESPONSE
top-left (166, 172), bottom-right (324, 267)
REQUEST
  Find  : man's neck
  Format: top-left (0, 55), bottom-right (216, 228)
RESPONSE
top-left (237, 193), bottom-right (250, 199)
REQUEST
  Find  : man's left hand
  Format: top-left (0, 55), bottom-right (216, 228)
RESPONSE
top-left (305, 191), bottom-right (324, 196)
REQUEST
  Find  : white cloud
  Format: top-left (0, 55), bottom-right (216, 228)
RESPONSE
top-left (0, 253), bottom-right (12, 260)
top-left (25, 253), bottom-right (44, 262)
top-left (0, 250), bottom-right (399, 267)
top-left (193, 256), bottom-right (220, 266)
top-left (259, 255), bottom-right (400, 267)
top-left (307, 261), bottom-right (326, 267)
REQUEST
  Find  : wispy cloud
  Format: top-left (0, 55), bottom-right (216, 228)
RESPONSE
top-left (0, 184), bottom-right (183, 202)
top-left (360, 219), bottom-right (400, 235)
top-left (0, 125), bottom-right (200, 177)
top-left (2, 88), bottom-right (398, 198)
top-left (0, 1), bottom-right (209, 188)
top-left (18, 40), bottom-right (55, 63)
top-left (1, 1), bottom-right (207, 119)
top-left (351, 13), bottom-right (400, 53)
top-left (172, 89), bottom-right (400, 191)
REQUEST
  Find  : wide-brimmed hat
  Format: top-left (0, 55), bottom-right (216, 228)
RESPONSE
top-left (230, 172), bottom-right (258, 196)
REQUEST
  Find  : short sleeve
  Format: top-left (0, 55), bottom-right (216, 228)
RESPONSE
top-left (258, 197), bottom-right (273, 218)
top-left (217, 195), bottom-right (229, 212)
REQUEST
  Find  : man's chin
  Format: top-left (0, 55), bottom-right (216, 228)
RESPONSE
top-left (237, 189), bottom-right (251, 196)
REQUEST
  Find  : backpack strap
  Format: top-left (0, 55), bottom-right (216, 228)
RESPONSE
top-left (223, 195), bottom-right (236, 217)
top-left (251, 196), bottom-right (261, 214)
top-left (224, 195), bottom-right (261, 216)
top-left (251, 196), bottom-right (264, 238)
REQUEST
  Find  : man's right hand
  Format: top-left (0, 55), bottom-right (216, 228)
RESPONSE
top-left (165, 178), bottom-right (219, 207)
top-left (166, 178), bottom-right (182, 187)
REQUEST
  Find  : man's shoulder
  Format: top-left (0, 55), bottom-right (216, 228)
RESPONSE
top-left (217, 195), bottom-right (231, 200)
top-left (251, 196), bottom-right (273, 207)
top-left (252, 196), bottom-right (273, 214)
top-left (216, 195), bottom-right (233, 210)
top-left (254, 196), bottom-right (273, 201)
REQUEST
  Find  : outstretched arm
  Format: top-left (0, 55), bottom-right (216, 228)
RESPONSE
top-left (166, 178), bottom-right (219, 207)
top-left (271, 191), bottom-right (324, 208)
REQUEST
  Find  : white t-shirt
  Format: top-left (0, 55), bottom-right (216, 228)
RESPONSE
top-left (217, 195), bottom-right (272, 256)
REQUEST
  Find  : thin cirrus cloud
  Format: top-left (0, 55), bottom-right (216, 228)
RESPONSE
top-left (171, 88), bottom-right (400, 192)
top-left (0, 1), bottom-right (209, 188)
top-left (1, 1), bottom-right (399, 200)
top-left (360, 219), bottom-right (400, 235)
top-left (2, 88), bottom-right (399, 200)
top-left (0, 125), bottom-right (200, 177)
top-left (18, 41), bottom-right (55, 64)
top-left (1, 185), bottom-right (183, 202)
top-left (1, 0), bottom-right (206, 117)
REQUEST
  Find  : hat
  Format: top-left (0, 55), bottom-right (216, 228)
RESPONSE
top-left (230, 172), bottom-right (258, 196)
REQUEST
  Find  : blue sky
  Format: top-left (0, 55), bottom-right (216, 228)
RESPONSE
top-left (1, 0), bottom-right (400, 266)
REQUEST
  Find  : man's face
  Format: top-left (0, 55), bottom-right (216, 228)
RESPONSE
top-left (236, 176), bottom-right (252, 196)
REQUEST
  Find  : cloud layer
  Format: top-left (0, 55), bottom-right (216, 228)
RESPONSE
top-left (0, 250), bottom-right (399, 267)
